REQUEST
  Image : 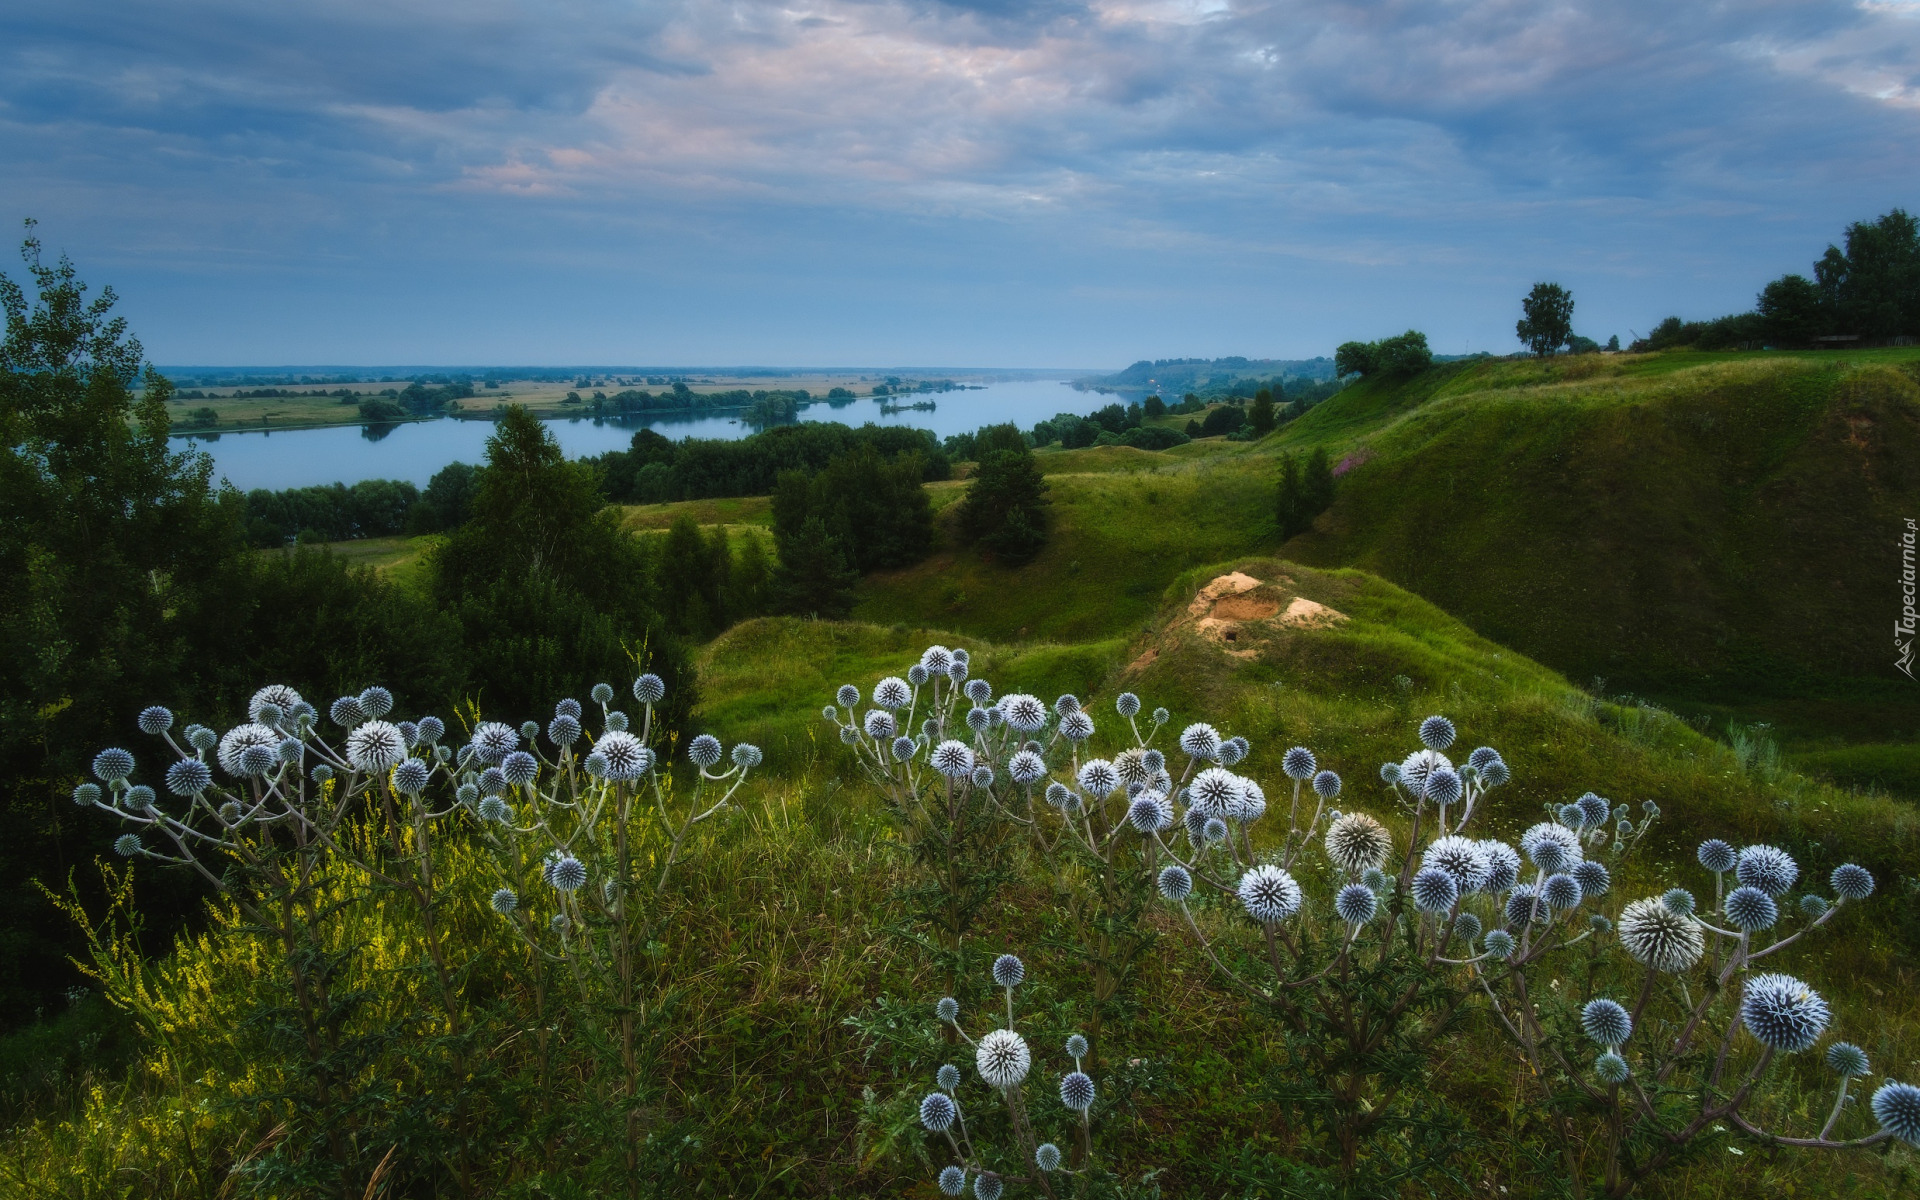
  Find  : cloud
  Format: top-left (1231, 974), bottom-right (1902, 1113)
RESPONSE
top-left (0, 0), bottom-right (1916, 362)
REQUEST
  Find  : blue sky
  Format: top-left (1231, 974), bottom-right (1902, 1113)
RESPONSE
top-left (3, 0), bottom-right (1917, 367)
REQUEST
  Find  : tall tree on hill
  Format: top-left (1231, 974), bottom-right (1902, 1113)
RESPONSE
top-left (957, 423), bottom-right (1050, 565)
top-left (1517, 283), bottom-right (1575, 357)
top-left (1277, 446), bottom-right (1336, 541)
top-left (773, 513), bottom-right (859, 618)
top-left (1249, 387), bottom-right (1277, 436)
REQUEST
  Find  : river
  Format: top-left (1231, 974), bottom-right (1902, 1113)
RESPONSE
top-left (173, 378), bottom-right (1113, 490)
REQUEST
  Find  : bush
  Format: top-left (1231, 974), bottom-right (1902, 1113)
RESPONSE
top-left (1119, 424), bottom-right (1189, 451)
top-left (955, 425), bottom-right (1050, 565)
top-left (1335, 330), bottom-right (1433, 378)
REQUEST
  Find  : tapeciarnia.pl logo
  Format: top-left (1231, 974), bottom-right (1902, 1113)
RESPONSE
top-left (1901, 518), bottom-right (1917, 679)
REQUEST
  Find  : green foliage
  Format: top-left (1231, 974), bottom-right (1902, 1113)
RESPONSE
top-left (597, 421), bottom-right (949, 504)
top-left (1249, 388), bottom-right (1277, 436)
top-left (774, 515), bottom-right (860, 618)
top-left (1277, 447), bottom-right (1335, 540)
top-left (1143, 393), bottom-right (1166, 419)
top-left (408, 461), bottom-right (477, 533)
top-left (1335, 331), bottom-right (1433, 378)
top-left (1517, 282), bottom-right (1575, 357)
top-left (956, 425), bottom-right (1052, 566)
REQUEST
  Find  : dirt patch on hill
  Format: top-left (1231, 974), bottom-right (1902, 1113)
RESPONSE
top-left (1169, 571), bottom-right (1350, 660)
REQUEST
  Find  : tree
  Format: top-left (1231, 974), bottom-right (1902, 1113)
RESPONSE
top-left (773, 514), bottom-right (858, 618)
top-left (1303, 445), bottom-right (1334, 516)
top-left (1335, 331), bottom-right (1432, 378)
top-left (956, 424), bottom-right (1051, 565)
top-left (1143, 393), bottom-right (1166, 419)
top-left (1248, 388), bottom-right (1276, 436)
top-left (1757, 274), bottom-right (1828, 346)
top-left (1517, 282), bottom-right (1575, 356)
top-left (1277, 447), bottom-right (1336, 540)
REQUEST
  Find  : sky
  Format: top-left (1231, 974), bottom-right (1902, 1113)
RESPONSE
top-left (3, 1), bottom-right (1918, 367)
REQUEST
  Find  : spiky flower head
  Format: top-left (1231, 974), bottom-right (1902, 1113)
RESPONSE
top-left (928, 740), bottom-right (973, 779)
top-left (1558, 803), bottom-right (1585, 828)
top-left (1618, 898), bottom-right (1705, 972)
top-left (1740, 973), bottom-right (1830, 1052)
top-left (490, 887), bottom-right (518, 916)
top-left (1047, 781), bottom-right (1076, 810)
top-left (341, 720), bottom-right (405, 774)
top-left (1058, 711), bottom-right (1094, 741)
top-left (1379, 762), bottom-right (1403, 785)
top-left (1281, 746), bottom-right (1316, 780)
top-left (1190, 768), bottom-right (1242, 818)
top-left (1826, 1042), bottom-right (1870, 1077)
top-left (863, 710), bottom-right (897, 741)
top-left (974, 1174), bottom-right (1003, 1200)
top-left (1239, 865), bottom-right (1303, 923)
top-left (1425, 836), bottom-right (1491, 892)
top-left (1128, 793), bottom-right (1175, 833)
top-left (113, 833), bottom-right (142, 857)
top-left (1736, 845), bottom-right (1798, 896)
top-left (312, 763), bottom-right (334, 783)
top-left (938, 1063), bottom-right (961, 1091)
top-left (478, 795), bottom-right (509, 823)
top-left (392, 758), bottom-right (431, 794)
top-left (1000, 694), bottom-right (1048, 733)
top-left (467, 721), bottom-right (517, 766)
top-left (1217, 736), bottom-right (1249, 767)
top-left (478, 766), bottom-right (508, 796)
top-left (1479, 840), bottom-right (1522, 892)
top-left (122, 785), bottom-right (155, 811)
top-left (1035, 1143), bottom-right (1061, 1172)
top-left (1335, 883), bottom-right (1379, 925)
top-left (1158, 864), bottom-right (1193, 902)
top-left (684, 734), bottom-right (721, 768)
top-left (830, 684), bottom-right (859, 711)
top-left (348, 686), bottom-right (388, 720)
top-left (976, 1029), bottom-right (1031, 1089)
top-left (1179, 723), bottom-right (1221, 759)
top-left (936, 996), bottom-right (959, 1022)
top-left (596, 731), bottom-right (651, 781)
top-left (1152, 706), bottom-right (1170, 725)
top-left (1200, 816), bottom-right (1226, 843)
top-left (1693, 838), bottom-right (1736, 873)
top-left (1482, 929), bottom-right (1515, 959)
top-left (963, 706), bottom-right (992, 734)
top-left (186, 724), bottom-right (218, 752)
top-left (1661, 888), bottom-right (1696, 917)
top-left (1725, 886), bottom-right (1779, 932)
top-left (1542, 873), bottom-right (1584, 911)
top-left (1423, 766), bottom-right (1462, 805)
top-left (1077, 759), bottom-right (1120, 796)
top-left (604, 710), bottom-right (630, 733)
top-left (624, 672), bottom-right (663, 704)
top-left (1398, 749), bottom-right (1452, 793)
top-left (1419, 715), bottom-right (1457, 751)
top-left (501, 751), bottom-right (537, 786)
top-left (1830, 863), bottom-right (1874, 901)
top-left (1325, 812), bottom-right (1392, 875)
top-left (248, 685), bottom-right (304, 725)
top-left (1412, 867), bottom-right (1460, 913)
top-left (1114, 691), bottom-right (1141, 717)
top-left (873, 677), bottom-right (912, 709)
top-left (1060, 1071), bottom-right (1095, 1112)
top-left (908, 664), bottom-right (930, 687)
top-left (547, 855), bottom-right (588, 893)
top-left (554, 698), bottom-right (582, 720)
top-left (920, 1092), bottom-right (957, 1131)
top-left (1480, 758), bottom-right (1511, 787)
top-left (1582, 999), bottom-right (1632, 1048)
top-left (1297, 772), bottom-right (1339, 806)
top-left (1521, 822), bottom-right (1581, 872)
top-left (590, 682), bottom-right (615, 706)
top-left (1575, 792), bottom-right (1611, 828)
top-left (1454, 911), bottom-right (1484, 942)
top-left (1065, 1033), bottom-right (1088, 1060)
top-left (1595, 1052), bottom-right (1630, 1085)
top-left (962, 679), bottom-right (991, 705)
top-left (549, 714), bottom-right (582, 746)
top-left (1505, 886), bottom-right (1546, 927)
top-left (330, 695), bottom-right (366, 727)
top-left (137, 706), bottom-right (174, 736)
top-left (411, 715), bottom-right (443, 745)
top-left (938, 1166), bottom-right (967, 1196)
top-left (1236, 778), bottom-right (1268, 823)
top-left (1798, 893), bottom-right (1829, 919)
top-left (90, 747), bottom-right (135, 783)
top-left (991, 954), bottom-right (1025, 989)
top-left (1467, 746), bottom-right (1501, 771)
top-left (166, 758), bottom-right (213, 796)
top-left (1007, 750), bottom-right (1046, 785)
top-left (1873, 1081), bottom-right (1920, 1146)
top-left (1571, 859), bottom-right (1611, 898)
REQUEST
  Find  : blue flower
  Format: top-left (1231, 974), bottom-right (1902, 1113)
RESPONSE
top-left (1595, 1052), bottom-right (1630, 1085)
top-left (991, 954), bottom-right (1025, 989)
top-left (1740, 974), bottom-right (1829, 1052)
top-left (937, 1166), bottom-right (966, 1196)
top-left (1335, 883), bottom-right (1379, 925)
top-left (684, 735), bottom-right (722, 769)
top-left (92, 748), bottom-right (135, 783)
top-left (920, 1092), bottom-right (957, 1131)
top-left (1725, 886), bottom-right (1778, 932)
top-left (1826, 1042), bottom-right (1869, 1077)
top-left (1158, 864), bottom-right (1193, 902)
top-left (1581, 999), bottom-right (1632, 1047)
top-left (166, 759), bottom-right (213, 797)
top-left (1871, 1081), bottom-right (1920, 1146)
top-left (137, 706), bottom-right (174, 735)
top-left (1035, 1143), bottom-right (1061, 1172)
top-left (1697, 838), bottom-right (1735, 874)
top-left (633, 673), bottom-right (666, 704)
top-left (1412, 868), bottom-right (1459, 914)
top-left (1115, 692), bottom-right (1141, 717)
top-left (591, 683), bottom-right (615, 705)
top-left (1830, 863), bottom-right (1874, 901)
top-left (1735, 845), bottom-right (1797, 896)
top-left (1542, 873), bottom-right (1583, 911)
top-left (490, 888), bottom-right (518, 916)
top-left (1418, 715), bottom-right (1456, 751)
top-left (1282, 746), bottom-right (1317, 780)
top-left (1312, 770), bottom-right (1342, 800)
top-left (1059, 1071), bottom-right (1095, 1112)
top-left (501, 751), bottom-right (538, 786)
top-left (936, 997), bottom-right (959, 1022)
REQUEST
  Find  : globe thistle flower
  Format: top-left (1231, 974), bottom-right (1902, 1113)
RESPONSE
top-left (624, 672), bottom-right (662, 706)
top-left (1182, 805), bottom-right (1208, 842)
top-left (246, 685), bottom-right (302, 725)
top-left (330, 695), bottom-right (366, 728)
top-left (822, 705), bottom-right (838, 722)
top-left (276, 737), bottom-right (304, 765)
top-left (414, 714), bottom-right (444, 745)
top-left (1312, 770), bottom-right (1342, 800)
top-left (937, 1063), bottom-right (961, 1092)
top-left (1482, 929), bottom-right (1516, 960)
top-left (1558, 803), bottom-right (1585, 828)
top-left (137, 706), bottom-right (174, 736)
top-left (990, 954), bottom-right (1025, 989)
top-left (1325, 813), bottom-right (1392, 875)
top-left (987, 750), bottom-right (1038, 788)
top-left (124, 785), bottom-right (156, 809)
top-left (976, 1029), bottom-right (1031, 1089)
top-left (1203, 817), bottom-right (1229, 844)
top-left (1589, 914), bottom-right (1612, 933)
top-left (1872, 1081), bottom-right (1920, 1146)
top-left (479, 767), bottom-right (508, 796)
top-left (1236, 779), bottom-right (1268, 823)
top-left (1618, 898), bottom-right (1705, 973)
top-left (549, 714), bottom-right (582, 747)
top-left (1505, 886), bottom-right (1545, 927)
top-left (1114, 691), bottom-right (1141, 718)
top-left (1576, 792), bottom-right (1611, 828)
top-left (590, 683), bottom-right (615, 706)
top-left (1398, 749), bottom-right (1452, 793)
top-left (1063, 1033), bottom-right (1088, 1061)
top-left (1725, 886), bottom-right (1779, 933)
top-left (1453, 911), bottom-right (1483, 942)
top-left (1152, 706), bottom-right (1170, 725)
top-left (1735, 845), bottom-right (1798, 897)
top-left (547, 855), bottom-right (588, 893)
top-left (1035, 1143), bottom-right (1062, 1172)
top-left (1060, 1071), bottom-right (1095, 1112)
top-left (935, 996), bottom-right (960, 1023)
top-left (1739, 973), bottom-right (1829, 1053)
top-left (312, 764), bottom-right (334, 783)
top-left (1110, 748), bottom-right (1149, 786)
top-left (1047, 781), bottom-right (1076, 810)
top-left (1239, 865), bottom-right (1303, 923)
top-left (1362, 866), bottom-right (1390, 892)
top-left (90, 747), bottom-right (135, 783)
top-left (165, 758), bottom-right (213, 796)
top-left (1582, 999), bottom-right (1632, 1048)
top-left (1521, 822), bottom-right (1581, 872)
top-left (1661, 888), bottom-right (1696, 917)
top-left (217, 724), bottom-right (281, 775)
top-left (679, 734), bottom-right (720, 768)
top-left (595, 731), bottom-right (651, 781)
top-left (1830, 863), bottom-right (1874, 901)
top-left (974, 1174), bottom-right (1003, 1200)
top-left (1077, 759), bottom-right (1120, 797)
top-left (832, 684), bottom-right (860, 711)
top-left (347, 686), bottom-right (388, 721)
top-left (1825, 1042), bottom-right (1869, 1077)
top-left (961, 707), bottom-right (991, 735)
top-left (1000, 694), bottom-right (1048, 733)
top-left (1128, 793), bottom-right (1175, 834)
top-left (908, 665), bottom-right (929, 687)
top-left (1571, 859), bottom-right (1611, 898)
top-left (1424, 767), bottom-right (1463, 806)
top-left (1424, 836), bottom-right (1491, 892)
top-left (1412, 868), bottom-right (1459, 913)
top-left (1479, 841), bottom-right (1522, 892)
top-left (1335, 882), bottom-right (1379, 925)
top-left (1158, 864), bottom-right (1193, 902)
top-left (1379, 762), bottom-right (1403, 785)
top-left (1467, 746), bottom-right (1501, 771)
top-left (1178, 723), bottom-right (1221, 759)
top-left (217, 800), bottom-right (243, 824)
top-left (1058, 711), bottom-right (1094, 741)
top-left (926, 740), bottom-right (972, 779)
top-left (725, 741), bottom-right (758, 770)
top-left (392, 758), bottom-right (431, 794)
top-left (186, 724), bottom-right (218, 752)
top-left (920, 1092), bottom-right (958, 1131)
top-left (938, 1166), bottom-right (967, 1196)
top-left (604, 710), bottom-right (630, 733)
top-left (1595, 1052), bottom-right (1630, 1085)
top-left (467, 721), bottom-right (518, 766)
top-left (490, 887), bottom-right (518, 916)
top-left (501, 751), bottom-right (538, 787)
top-left (236, 743), bottom-right (277, 778)
top-left (963, 679), bottom-right (991, 705)
top-left (549, 913), bottom-right (571, 934)
top-left (874, 677), bottom-right (912, 709)
top-left (1542, 873), bottom-right (1584, 911)
top-left (114, 833), bottom-right (142, 857)
top-left (1690, 838), bottom-right (1734, 874)
top-left (915, 645), bottom-right (951, 675)
top-left (1479, 756), bottom-right (1512, 787)
top-left (1418, 715), bottom-right (1456, 751)
top-left (478, 795), bottom-right (510, 823)
top-left (862, 709), bottom-right (897, 741)
top-left (1798, 894), bottom-right (1829, 919)
top-left (1271, 747), bottom-right (1311, 781)
top-left (1190, 768), bottom-right (1241, 818)
top-left (1217, 737), bottom-right (1249, 767)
